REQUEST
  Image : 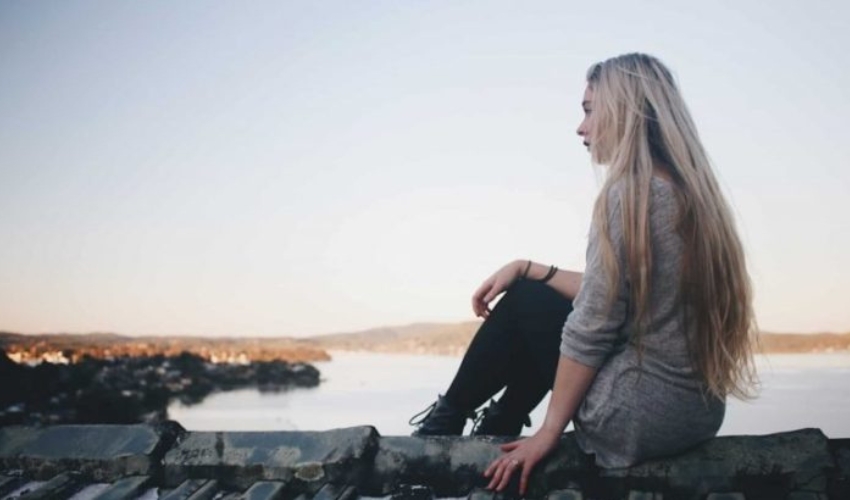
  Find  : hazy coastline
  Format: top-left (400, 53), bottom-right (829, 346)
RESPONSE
top-left (2, 322), bottom-right (848, 429)
top-left (3, 322), bottom-right (849, 365)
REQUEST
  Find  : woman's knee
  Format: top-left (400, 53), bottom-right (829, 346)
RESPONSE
top-left (505, 279), bottom-right (566, 308)
top-left (486, 280), bottom-right (572, 328)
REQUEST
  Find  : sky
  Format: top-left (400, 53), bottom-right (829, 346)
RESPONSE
top-left (1, 1), bottom-right (849, 337)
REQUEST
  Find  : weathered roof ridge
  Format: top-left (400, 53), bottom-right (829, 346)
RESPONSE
top-left (0, 422), bottom-right (848, 499)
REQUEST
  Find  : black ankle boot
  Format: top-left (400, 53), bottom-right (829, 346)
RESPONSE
top-left (409, 395), bottom-right (475, 436)
top-left (470, 398), bottom-right (532, 436)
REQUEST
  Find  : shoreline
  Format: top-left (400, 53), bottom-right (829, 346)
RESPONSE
top-left (0, 349), bottom-right (321, 427)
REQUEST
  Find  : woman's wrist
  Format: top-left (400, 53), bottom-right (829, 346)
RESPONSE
top-left (519, 260), bottom-right (534, 280)
top-left (537, 422), bottom-right (566, 441)
top-left (511, 259), bottom-right (529, 281)
top-left (516, 259), bottom-right (559, 284)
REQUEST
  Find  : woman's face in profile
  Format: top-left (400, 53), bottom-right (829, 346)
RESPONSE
top-left (576, 85), bottom-right (593, 151)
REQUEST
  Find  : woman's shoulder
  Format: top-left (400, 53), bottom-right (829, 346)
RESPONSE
top-left (603, 175), bottom-right (678, 209)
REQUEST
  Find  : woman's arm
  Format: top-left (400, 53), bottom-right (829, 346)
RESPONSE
top-left (484, 355), bottom-right (597, 495)
top-left (472, 259), bottom-right (582, 319)
top-left (522, 260), bottom-right (583, 300)
top-left (485, 186), bottom-right (630, 494)
top-left (539, 355), bottom-right (597, 438)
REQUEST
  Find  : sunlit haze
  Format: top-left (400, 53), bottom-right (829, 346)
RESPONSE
top-left (2, 1), bottom-right (849, 337)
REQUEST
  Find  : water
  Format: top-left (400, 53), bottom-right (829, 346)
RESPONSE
top-left (167, 351), bottom-right (850, 438)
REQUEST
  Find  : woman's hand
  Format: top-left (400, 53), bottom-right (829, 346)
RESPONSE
top-left (472, 260), bottom-right (524, 318)
top-left (483, 429), bottom-right (561, 495)
top-left (484, 356), bottom-right (597, 495)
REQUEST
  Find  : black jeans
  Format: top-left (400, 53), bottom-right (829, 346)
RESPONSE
top-left (444, 279), bottom-right (574, 416)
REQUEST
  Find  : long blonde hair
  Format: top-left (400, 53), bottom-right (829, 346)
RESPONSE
top-left (587, 53), bottom-right (758, 399)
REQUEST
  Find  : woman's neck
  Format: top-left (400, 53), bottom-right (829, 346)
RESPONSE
top-left (652, 162), bottom-right (674, 183)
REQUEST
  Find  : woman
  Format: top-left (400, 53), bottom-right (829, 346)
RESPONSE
top-left (408, 53), bottom-right (759, 494)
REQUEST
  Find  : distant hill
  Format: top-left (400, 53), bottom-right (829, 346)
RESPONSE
top-left (304, 321), bottom-right (482, 356)
top-left (758, 331), bottom-right (850, 354)
top-left (0, 331), bottom-right (329, 363)
top-left (304, 323), bottom-right (850, 356)
top-left (2, 324), bottom-right (848, 363)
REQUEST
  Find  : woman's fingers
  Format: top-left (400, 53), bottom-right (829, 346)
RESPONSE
top-left (484, 438), bottom-right (539, 493)
top-left (519, 457), bottom-right (537, 495)
top-left (495, 459), bottom-right (518, 491)
top-left (486, 458), bottom-right (509, 490)
top-left (473, 279), bottom-right (501, 318)
top-left (475, 301), bottom-right (491, 318)
top-left (485, 436), bottom-right (556, 495)
top-left (483, 457), bottom-right (496, 478)
top-left (471, 282), bottom-right (492, 317)
top-left (483, 454), bottom-right (505, 478)
top-left (471, 297), bottom-right (481, 317)
top-left (485, 468), bottom-right (498, 490)
top-left (484, 455), bottom-right (524, 492)
top-left (473, 261), bottom-right (521, 317)
top-left (484, 458), bottom-right (500, 488)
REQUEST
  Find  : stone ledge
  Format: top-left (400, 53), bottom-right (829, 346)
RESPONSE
top-left (0, 421), bottom-right (183, 482)
top-left (595, 428), bottom-right (834, 499)
top-left (368, 434), bottom-right (591, 497)
top-left (162, 426), bottom-right (380, 492)
top-left (1, 424), bottom-right (848, 499)
top-left (371, 429), bottom-right (839, 499)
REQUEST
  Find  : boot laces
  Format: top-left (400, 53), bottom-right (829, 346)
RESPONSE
top-left (471, 398), bottom-right (532, 434)
top-left (471, 403), bottom-right (488, 433)
top-left (408, 401), bottom-right (437, 427)
top-left (408, 398), bottom-right (477, 429)
top-left (470, 399), bottom-right (494, 434)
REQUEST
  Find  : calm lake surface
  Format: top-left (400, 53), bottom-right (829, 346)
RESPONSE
top-left (168, 351), bottom-right (850, 438)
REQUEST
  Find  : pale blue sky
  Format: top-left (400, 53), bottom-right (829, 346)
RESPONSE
top-left (1, 1), bottom-right (849, 336)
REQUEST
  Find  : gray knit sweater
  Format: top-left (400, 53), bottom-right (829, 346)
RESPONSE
top-left (560, 176), bottom-right (724, 468)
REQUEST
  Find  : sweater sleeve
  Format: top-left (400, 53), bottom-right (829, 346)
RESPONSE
top-left (560, 188), bottom-right (629, 368)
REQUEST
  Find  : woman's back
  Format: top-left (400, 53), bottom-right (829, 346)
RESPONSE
top-left (563, 176), bottom-right (724, 467)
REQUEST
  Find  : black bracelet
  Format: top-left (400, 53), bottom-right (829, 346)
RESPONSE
top-left (521, 262), bottom-right (558, 283)
top-left (538, 265), bottom-right (559, 284)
